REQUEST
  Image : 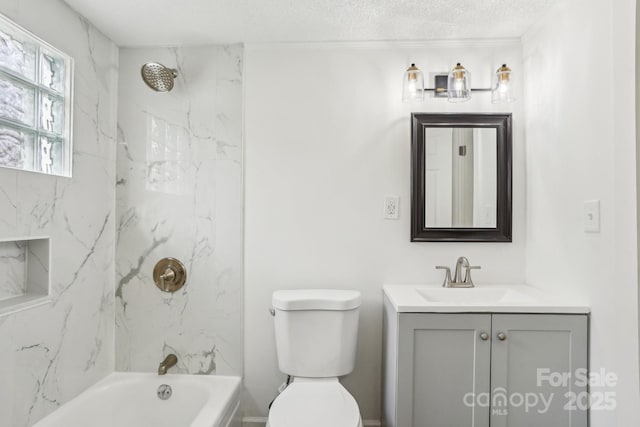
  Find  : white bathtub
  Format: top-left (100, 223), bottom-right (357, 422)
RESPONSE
top-left (34, 372), bottom-right (242, 427)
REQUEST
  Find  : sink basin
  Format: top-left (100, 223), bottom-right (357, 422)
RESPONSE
top-left (383, 284), bottom-right (591, 313)
top-left (417, 287), bottom-right (534, 304)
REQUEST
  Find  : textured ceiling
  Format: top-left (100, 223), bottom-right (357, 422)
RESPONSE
top-left (62, 0), bottom-right (556, 46)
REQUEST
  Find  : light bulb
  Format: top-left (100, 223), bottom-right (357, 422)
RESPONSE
top-left (408, 80), bottom-right (417, 96)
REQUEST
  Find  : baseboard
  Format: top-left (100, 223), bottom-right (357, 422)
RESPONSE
top-left (242, 417), bottom-right (381, 427)
top-left (242, 417), bottom-right (267, 427)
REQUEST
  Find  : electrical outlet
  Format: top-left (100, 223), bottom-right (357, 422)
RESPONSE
top-left (384, 196), bottom-right (400, 220)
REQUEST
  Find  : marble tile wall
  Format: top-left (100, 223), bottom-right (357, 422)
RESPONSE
top-left (0, 0), bottom-right (118, 426)
top-left (116, 46), bottom-right (243, 376)
top-left (0, 241), bottom-right (27, 299)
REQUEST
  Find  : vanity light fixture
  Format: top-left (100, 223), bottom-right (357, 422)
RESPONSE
top-left (402, 63), bottom-right (425, 102)
top-left (403, 62), bottom-right (515, 103)
top-left (491, 64), bottom-right (516, 104)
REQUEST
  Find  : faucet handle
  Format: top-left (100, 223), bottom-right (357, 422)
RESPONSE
top-left (464, 265), bottom-right (481, 285)
top-left (435, 266), bottom-right (452, 287)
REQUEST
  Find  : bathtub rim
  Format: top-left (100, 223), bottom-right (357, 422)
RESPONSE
top-left (33, 371), bottom-right (243, 427)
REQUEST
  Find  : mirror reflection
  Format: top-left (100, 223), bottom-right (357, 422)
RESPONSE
top-left (424, 128), bottom-right (497, 228)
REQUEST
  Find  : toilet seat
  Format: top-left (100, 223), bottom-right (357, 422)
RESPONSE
top-left (268, 378), bottom-right (361, 427)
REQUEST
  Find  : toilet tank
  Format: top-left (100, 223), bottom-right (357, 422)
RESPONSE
top-left (272, 289), bottom-right (361, 377)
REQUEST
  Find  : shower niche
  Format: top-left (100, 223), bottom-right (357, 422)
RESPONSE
top-left (0, 237), bottom-right (51, 317)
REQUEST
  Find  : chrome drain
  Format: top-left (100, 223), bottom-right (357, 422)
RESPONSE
top-left (157, 384), bottom-right (172, 400)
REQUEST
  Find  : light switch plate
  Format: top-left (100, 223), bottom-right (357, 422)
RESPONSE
top-left (583, 200), bottom-right (600, 233)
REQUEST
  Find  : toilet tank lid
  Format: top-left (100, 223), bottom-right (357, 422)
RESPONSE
top-left (272, 289), bottom-right (361, 311)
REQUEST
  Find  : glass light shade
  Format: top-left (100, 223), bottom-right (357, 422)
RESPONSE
top-left (402, 63), bottom-right (424, 102)
top-left (491, 64), bottom-right (516, 103)
top-left (447, 63), bottom-right (471, 102)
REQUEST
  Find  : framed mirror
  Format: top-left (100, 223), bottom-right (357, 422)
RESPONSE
top-left (411, 113), bottom-right (512, 242)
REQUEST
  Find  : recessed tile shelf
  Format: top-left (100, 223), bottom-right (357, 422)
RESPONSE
top-left (0, 237), bottom-right (51, 317)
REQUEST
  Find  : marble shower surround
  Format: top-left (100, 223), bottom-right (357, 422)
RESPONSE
top-left (116, 46), bottom-right (243, 376)
top-left (0, 0), bottom-right (118, 426)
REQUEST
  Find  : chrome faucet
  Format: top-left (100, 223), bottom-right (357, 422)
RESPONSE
top-left (436, 257), bottom-right (481, 288)
top-left (158, 354), bottom-right (178, 375)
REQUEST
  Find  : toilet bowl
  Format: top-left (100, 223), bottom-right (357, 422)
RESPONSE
top-left (267, 289), bottom-right (363, 427)
top-left (267, 378), bottom-right (362, 427)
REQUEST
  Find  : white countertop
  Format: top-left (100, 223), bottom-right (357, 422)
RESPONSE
top-left (383, 284), bottom-right (590, 314)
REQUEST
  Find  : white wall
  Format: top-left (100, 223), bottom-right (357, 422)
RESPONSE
top-left (116, 46), bottom-right (244, 376)
top-left (637, 0), bottom-right (640, 376)
top-left (523, 0), bottom-right (640, 424)
top-left (244, 41), bottom-right (524, 421)
top-left (0, 1), bottom-right (118, 425)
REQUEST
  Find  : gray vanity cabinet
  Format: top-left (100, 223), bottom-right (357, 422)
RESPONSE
top-left (382, 300), bottom-right (588, 427)
top-left (489, 314), bottom-right (588, 427)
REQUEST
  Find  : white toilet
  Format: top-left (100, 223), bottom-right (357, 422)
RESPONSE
top-left (267, 289), bottom-right (363, 427)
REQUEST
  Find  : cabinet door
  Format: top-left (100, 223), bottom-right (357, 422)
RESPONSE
top-left (398, 313), bottom-right (491, 427)
top-left (491, 314), bottom-right (588, 427)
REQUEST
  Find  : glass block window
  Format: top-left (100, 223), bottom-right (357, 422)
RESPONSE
top-left (0, 13), bottom-right (73, 177)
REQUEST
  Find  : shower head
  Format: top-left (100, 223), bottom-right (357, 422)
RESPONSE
top-left (141, 62), bottom-right (178, 92)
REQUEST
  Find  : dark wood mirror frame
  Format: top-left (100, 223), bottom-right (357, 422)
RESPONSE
top-left (411, 113), bottom-right (512, 242)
